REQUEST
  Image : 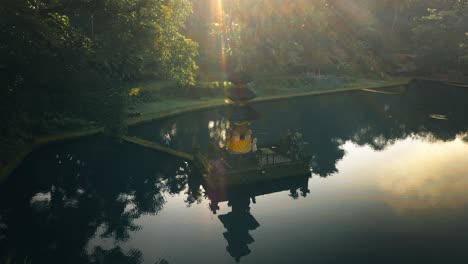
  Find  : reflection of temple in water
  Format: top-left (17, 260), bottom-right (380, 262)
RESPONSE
top-left (205, 174), bottom-right (310, 262)
top-left (193, 72), bottom-right (312, 262)
top-left (218, 196), bottom-right (259, 262)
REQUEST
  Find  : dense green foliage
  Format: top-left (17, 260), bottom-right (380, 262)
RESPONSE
top-left (0, 0), bottom-right (467, 156)
top-left (0, 0), bottom-right (198, 139)
top-left (413, 4), bottom-right (468, 73)
top-left (189, 0), bottom-right (468, 76)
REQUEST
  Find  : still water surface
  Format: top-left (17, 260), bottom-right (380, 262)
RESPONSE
top-left (1, 84), bottom-right (468, 263)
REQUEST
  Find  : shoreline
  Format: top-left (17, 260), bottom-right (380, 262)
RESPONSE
top-left (0, 81), bottom-right (408, 182)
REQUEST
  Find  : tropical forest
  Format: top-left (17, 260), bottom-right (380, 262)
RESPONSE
top-left (1, 1), bottom-right (468, 264)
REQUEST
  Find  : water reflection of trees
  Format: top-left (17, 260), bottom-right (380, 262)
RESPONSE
top-left (141, 85), bottom-right (468, 178)
top-left (0, 138), bottom-right (187, 264)
top-left (1, 84), bottom-right (467, 263)
top-left (255, 84), bottom-right (468, 177)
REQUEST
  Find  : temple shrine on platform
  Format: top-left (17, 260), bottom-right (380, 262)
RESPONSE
top-left (193, 71), bottom-right (311, 188)
top-left (190, 71), bottom-right (312, 262)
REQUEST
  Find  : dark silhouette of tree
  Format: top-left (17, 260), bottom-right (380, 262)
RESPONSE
top-left (0, 138), bottom-right (187, 264)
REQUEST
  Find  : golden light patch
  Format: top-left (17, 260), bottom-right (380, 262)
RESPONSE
top-left (376, 137), bottom-right (468, 210)
top-left (129, 88), bottom-right (141, 96)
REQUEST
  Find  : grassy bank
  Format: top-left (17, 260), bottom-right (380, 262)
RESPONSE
top-left (128, 75), bottom-right (407, 122)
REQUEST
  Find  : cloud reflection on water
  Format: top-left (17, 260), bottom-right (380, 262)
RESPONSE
top-left (343, 135), bottom-right (468, 211)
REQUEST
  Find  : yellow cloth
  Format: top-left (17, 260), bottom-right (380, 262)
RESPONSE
top-left (227, 140), bottom-right (252, 153)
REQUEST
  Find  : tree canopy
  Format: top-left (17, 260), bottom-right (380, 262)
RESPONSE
top-left (0, 0), bottom-right (467, 147)
top-left (0, 0), bottom-right (198, 137)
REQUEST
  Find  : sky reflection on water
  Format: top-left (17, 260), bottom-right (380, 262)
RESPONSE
top-left (1, 84), bottom-right (468, 263)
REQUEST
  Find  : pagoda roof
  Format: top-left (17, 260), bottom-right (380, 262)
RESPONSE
top-left (220, 105), bottom-right (259, 123)
top-left (226, 87), bottom-right (256, 102)
top-left (228, 71), bottom-right (254, 85)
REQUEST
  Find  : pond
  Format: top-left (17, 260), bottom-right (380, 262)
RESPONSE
top-left (1, 82), bottom-right (468, 264)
